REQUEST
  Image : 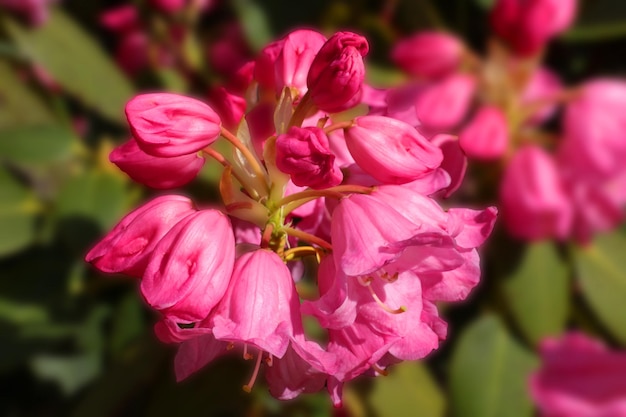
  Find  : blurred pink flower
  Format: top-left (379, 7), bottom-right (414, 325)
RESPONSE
top-left (490, 0), bottom-right (577, 56)
top-left (391, 31), bottom-right (464, 80)
top-left (500, 145), bottom-right (572, 241)
top-left (415, 74), bottom-right (477, 131)
top-left (530, 332), bottom-right (626, 417)
top-left (521, 67), bottom-right (563, 125)
top-left (0, 0), bottom-right (57, 26)
top-left (459, 105), bottom-right (509, 160)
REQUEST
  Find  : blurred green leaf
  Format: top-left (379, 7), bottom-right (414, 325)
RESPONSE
top-left (0, 297), bottom-right (48, 326)
top-left (0, 61), bottom-right (54, 128)
top-left (473, 0), bottom-right (495, 10)
top-left (369, 362), bottom-right (445, 417)
top-left (56, 168), bottom-right (128, 231)
top-left (31, 352), bottom-right (102, 396)
top-left (0, 167), bottom-right (39, 256)
top-left (0, 125), bottom-right (76, 165)
top-left (3, 9), bottom-right (134, 124)
top-left (110, 293), bottom-right (146, 356)
top-left (450, 315), bottom-right (538, 417)
top-left (156, 68), bottom-right (188, 93)
top-left (575, 232), bottom-right (626, 345)
top-left (502, 242), bottom-right (569, 345)
top-left (232, 0), bottom-right (273, 52)
top-left (563, 22), bottom-right (626, 42)
top-left (365, 63), bottom-right (407, 88)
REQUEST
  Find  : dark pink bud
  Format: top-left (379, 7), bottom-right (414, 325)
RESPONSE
top-left (307, 32), bottom-right (369, 113)
top-left (490, 0), bottom-right (577, 56)
top-left (275, 126), bottom-right (343, 189)
top-left (500, 145), bottom-right (572, 240)
top-left (344, 115), bottom-right (443, 184)
top-left (207, 87), bottom-right (246, 130)
top-left (109, 138), bottom-right (205, 189)
top-left (125, 93), bottom-right (222, 157)
top-left (100, 5), bottom-right (140, 33)
top-left (391, 31), bottom-right (464, 79)
top-left (458, 106), bottom-right (509, 160)
top-left (254, 39), bottom-right (286, 90)
top-left (141, 209), bottom-right (235, 322)
top-left (85, 195), bottom-right (196, 277)
top-left (275, 30), bottom-right (326, 97)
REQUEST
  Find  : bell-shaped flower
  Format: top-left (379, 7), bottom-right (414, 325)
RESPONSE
top-left (307, 32), bottom-right (369, 113)
top-left (141, 209), bottom-right (235, 322)
top-left (430, 134), bottom-right (467, 197)
top-left (275, 30), bottom-right (327, 98)
top-left (109, 137), bottom-right (205, 189)
top-left (85, 195), bottom-right (196, 277)
top-left (344, 115), bottom-right (443, 184)
top-left (125, 93), bottom-right (222, 157)
top-left (500, 145), bottom-right (572, 241)
top-left (210, 249), bottom-right (301, 358)
top-left (391, 31), bottom-right (464, 80)
top-left (174, 334), bottom-right (232, 381)
top-left (458, 105), bottom-right (509, 160)
top-left (275, 126), bottom-right (343, 189)
top-left (490, 0), bottom-right (577, 56)
top-left (530, 332), bottom-right (626, 417)
top-left (415, 74), bottom-right (476, 131)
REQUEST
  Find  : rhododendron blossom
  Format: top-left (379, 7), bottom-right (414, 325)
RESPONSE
top-left (86, 29), bottom-right (496, 405)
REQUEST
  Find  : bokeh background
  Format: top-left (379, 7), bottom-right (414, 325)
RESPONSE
top-left (1, 0), bottom-right (626, 416)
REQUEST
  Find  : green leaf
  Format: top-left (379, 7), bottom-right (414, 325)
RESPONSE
top-left (0, 125), bottom-right (76, 165)
top-left (0, 168), bottom-right (39, 256)
top-left (232, 0), bottom-right (272, 52)
top-left (502, 242), bottom-right (570, 345)
top-left (3, 9), bottom-right (134, 124)
top-left (56, 169), bottom-right (128, 231)
top-left (473, 0), bottom-right (495, 10)
top-left (574, 232), bottom-right (626, 345)
top-left (450, 315), bottom-right (538, 417)
top-left (0, 297), bottom-right (48, 326)
top-left (366, 63), bottom-right (407, 88)
top-left (0, 61), bottom-right (54, 128)
top-left (110, 293), bottom-right (145, 355)
top-left (31, 352), bottom-right (102, 395)
top-left (369, 362), bottom-right (445, 417)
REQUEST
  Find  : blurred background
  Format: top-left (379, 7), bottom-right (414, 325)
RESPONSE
top-left (1, 0), bottom-right (626, 416)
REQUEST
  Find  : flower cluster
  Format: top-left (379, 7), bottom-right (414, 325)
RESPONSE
top-left (386, 0), bottom-right (626, 244)
top-left (86, 29), bottom-right (496, 405)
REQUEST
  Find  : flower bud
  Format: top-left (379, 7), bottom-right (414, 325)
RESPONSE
top-left (391, 31), bottom-right (464, 79)
top-left (110, 138), bottom-right (205, 189)
top-left (141, 209), bottom-right (235, 322)
top-left (207, 87), bottom-right (246, 131)
top-left (344, 115), bottom-right (443, 184)
top-left (275, 30), bottom-right (326, 97)
top-left (275, 127), bottom-right (343, 189)
top-left (415, 74), bottom-right (476, 131)
top-left (307, 32), bottom-right (369, 113)
top-left (458, 106), bottom-right (509, 160)
top-left (85, 195), bottom-right (196, 277)
top-left (500, 146), bottom-right (572, 240)
top-left (126, 93), bottom-right (222, 157)
top-left (430, 134), bottom-right (466, 197)
top-left (254, 39), bottom-right (285, 91)
top-left (490, 0), bottom-right (577, 56)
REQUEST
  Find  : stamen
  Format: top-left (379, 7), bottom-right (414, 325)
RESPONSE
top-left (264, 353), bottom-right (274, 367)
top-left (243, 344), bottom-right (253, 360)
top-left (379, 271), bottom-right (399, 283)
top-left (357, 275), bottom-right (373, 286)
top-left (242, 350), bottom-right (263, 393)
top-left (371, 363), bottom-right (389, 376)
top-left (226, 342), bottom-right (235, 351)
top-left (368, 285), bottom-right (406, 315)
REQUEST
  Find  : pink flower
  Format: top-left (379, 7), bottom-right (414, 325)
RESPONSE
top-left (275, 126), bottom-right (343, 189)
top-left (100, 5), bottom-right (139, 33)
top-left (530, 332), bottom-right (626, 417)
top-left (149, 0), bottom-right (185, 14)
top-left (430, 134), bottom-right (467, 197)
top-left (109, 138), bottom-right (205, 189)
top-left (500, 145), bottom-right (572, 241)
top-left (415, 74), bottom-right (477, 131)
top-left (141, 209), bottom-right (235, 322)
top-left (490, 0), bottom-right (577, 56)
top-left (125, 93), bottom-right (222, 157)
top-left (0, 0), bottom-right (57, 26)
top-left (458, 105), bottom-right (509, 160)
top-left (211, 249), bottom-right (301, 358)
top-left (521, 67), bottom-right (562, 125)
top-left (344, 115), bottom-right (443, 184)
top-left (307, 32), bottom-right (369, 113)
top-left (207, 87), bottom-right (246, 131)
top-left (274, 30), bottom-right (327, 97)
top-left (85, 195), bottom-right (196, 277)
top-left (207, 24), bottom-right (252, 77)
top-left (391, 31), bottom-right (464, 80)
